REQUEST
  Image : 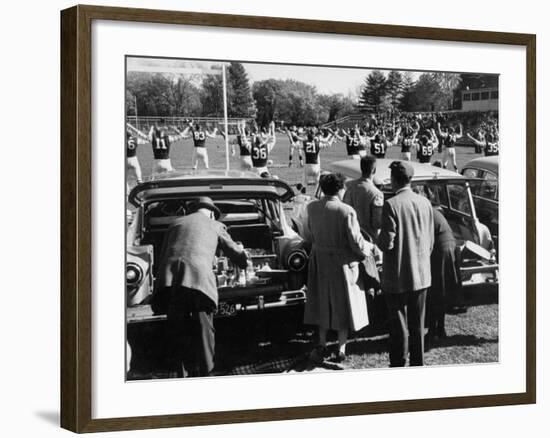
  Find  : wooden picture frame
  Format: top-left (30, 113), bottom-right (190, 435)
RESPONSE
top-left (60, 4), bottom-right (536, 433)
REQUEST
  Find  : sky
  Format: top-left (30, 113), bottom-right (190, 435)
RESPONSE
top-left (127, 56), bottom-right (420, 97)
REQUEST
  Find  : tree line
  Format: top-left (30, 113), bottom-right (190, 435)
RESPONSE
top-left (126, 62), bottom-right (497, 125)
top-left (358, 70), bottom-right (498, 113)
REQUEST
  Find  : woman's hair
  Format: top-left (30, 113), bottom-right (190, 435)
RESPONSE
top-left (319, 173), bottom-right (346, 196)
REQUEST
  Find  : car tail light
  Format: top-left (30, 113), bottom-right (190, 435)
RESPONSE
top-left (287, 250), bottom-right (307, 272)
top-left (126, 263), bottom-right (143, 286)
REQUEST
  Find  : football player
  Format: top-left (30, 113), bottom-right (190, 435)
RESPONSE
top-left (438, 122), bottom-right (463, 171)
top-left (125, 124), bottom-right (145, 185)
top-left (359, 124), bottom-right (380, 157)
top-left (302, 128), bottom-right (334, 187)
top-left (189, 123), bottom-right (218, 170)
top-left (467, 131), bottom-right (499, 157)
top-left (416, 129), bottom-right (439, 164)
top-left (250, 121), bottom-right (276, 176)
top-left (370, 127), bottom-right (400, 158)
top-left (334, 127), bottom-right (362, 159)
top-left (399, 126), bottom-right (418, 161)
top-left (147, 119), bottom-right (189, 175)
top-left (236, 119), bottom-right (253, 171)
top-left (287, 125), bottom-right (304, 167)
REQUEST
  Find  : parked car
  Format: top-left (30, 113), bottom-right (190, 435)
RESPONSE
top-left (126, 170), bottom-right (308, 324)
top-left (293, 158), bottom-right (498, 288)
top-left (461, 156), bottom-right (499, 253)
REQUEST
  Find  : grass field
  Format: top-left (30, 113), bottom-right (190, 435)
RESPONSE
top-left (128, 287), bottom-right (498, 377)
top-left (213, 286), bottom-right (498, 373)
top-left (127, 135), bottom-right (498, 376)
top-left (129, 133), bottom-right (482, 195)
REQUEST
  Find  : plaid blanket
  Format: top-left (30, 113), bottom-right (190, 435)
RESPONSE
top-left (226, 353), bottom-right (344, 375)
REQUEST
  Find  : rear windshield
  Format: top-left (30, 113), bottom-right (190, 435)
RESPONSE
top-left (144, 197), bottom-right (281, 229)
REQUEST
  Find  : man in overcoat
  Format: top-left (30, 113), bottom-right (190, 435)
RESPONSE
top-left (155, 197), bottom-right (248, 377)
top-left (343, 155), bottom-right (384, 327)
top-left (377, 161), bottom-right (434, 367)
top-left (343, 155), bottom-right (384, 242)
top-left (304, 173), bottom-right (375, 362)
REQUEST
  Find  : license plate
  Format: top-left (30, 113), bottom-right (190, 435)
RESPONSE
top-left (215, 301), bottom-right (238, 318)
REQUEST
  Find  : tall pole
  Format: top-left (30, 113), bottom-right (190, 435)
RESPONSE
top-left (222, 64), bottom-right (230, 171)
top-left (134, 95), bottom-right (138, 131)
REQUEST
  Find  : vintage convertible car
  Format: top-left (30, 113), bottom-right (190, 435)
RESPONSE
top-left (292, 158), bottom-right (498, 288)
top-left (461, 156), bottom-right (499, 253)
top-left (126, 170), bottom-right (309, 325)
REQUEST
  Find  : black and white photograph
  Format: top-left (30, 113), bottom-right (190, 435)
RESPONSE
top-left (125, 56), bottom-right (500, 380)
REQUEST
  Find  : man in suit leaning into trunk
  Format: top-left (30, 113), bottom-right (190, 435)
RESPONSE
top-left (155, 197), bottom-right (249, 377)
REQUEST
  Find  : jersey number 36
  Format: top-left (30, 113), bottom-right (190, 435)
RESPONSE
top-left (252, 148), bottom-right (267, 160)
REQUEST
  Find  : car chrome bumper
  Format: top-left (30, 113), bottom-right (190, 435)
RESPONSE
top-left (460, 263), bottom-right (499, 287)
top-left (126, 288), bottom-right (307, 324)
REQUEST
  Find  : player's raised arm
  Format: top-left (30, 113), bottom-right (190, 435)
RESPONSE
top-left (429, 128), bottom-right (439, 147)
top-left (126, 123), bottom-right (149, 142)
top-left (206, 127), bottom-right (218, 138)
top-left (436, 121), bottom-right (443, 137)
top-left (456, 123), bottom-right (464, 139)
top-left (167, 126), bottom-right (185, 143)
top-left (332, 128), bottom-right (345, 141)
top-left (388, 127), bottom-right (401, 147)
top-left (147, 124), bottom-right (157, 142)
top-left (172, 125), bottom-right (191, 139)
top-left (466, 132), bottom-right (485, 147)
top-left (286, 127), bottom-right (295, 143)
top-left (267, 121), bottom-right (277, 152)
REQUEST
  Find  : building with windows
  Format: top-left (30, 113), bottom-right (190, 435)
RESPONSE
top-left (461, 87), bottom-right (499, 112)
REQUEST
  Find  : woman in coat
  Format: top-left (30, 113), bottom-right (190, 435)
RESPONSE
top-left (303, 173), bottom-right (375, 362)
top-left (427, 205), bottom-right (462, 342)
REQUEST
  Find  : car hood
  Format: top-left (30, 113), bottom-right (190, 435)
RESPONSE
top-left (129, 177), bottom-right (295, 206)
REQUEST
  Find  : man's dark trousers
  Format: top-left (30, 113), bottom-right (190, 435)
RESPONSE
top-left (385, 289), bottom-right (427, 367)
top-left (166, 287), bottom-right (215, 377)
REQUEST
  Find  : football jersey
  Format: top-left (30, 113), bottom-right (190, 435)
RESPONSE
top-left (303, 138), bottom-right (321, 164)
top-left (370, 139), bottom-right (387, 158)
top-left (251, 136), bottom-right (268, 168)
top-left (346, 135), bottom-right (361, 156)
top-left (191, 129), bottom-right (207, 147)
top-left (289, 132), bottom-right (300, 144)
top-left (126, 132), bottom-right (138, 158)
top-left (151, 127), bottom-right (171, 160)
top-left (236, 134), bottom-right (250, 156)
top-left (401, 137), bottom-right (415, 153)
top-left (443, 134), bottom-right (456, 148)
top-left (417, 141), bottom-right (435, 163)
top-left (484, 141), bottom-right (499, 156)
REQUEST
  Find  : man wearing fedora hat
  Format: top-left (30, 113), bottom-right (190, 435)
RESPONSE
top-left (156, 196), bottom-right (249, 377)
top-left (378, 161), bottom-right (434, 367)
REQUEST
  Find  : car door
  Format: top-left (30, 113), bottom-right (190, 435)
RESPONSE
top-left (409, 180), bottom-right (481, 246)
top-left (466, 171), bottom-right (499, 250)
